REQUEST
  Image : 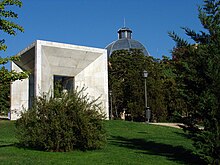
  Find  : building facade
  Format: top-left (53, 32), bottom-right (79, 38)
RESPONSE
top-left (10, 40), bottom-right (109, 120)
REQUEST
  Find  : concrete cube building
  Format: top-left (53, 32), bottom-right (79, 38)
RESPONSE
top-left (10, 40), bottom-right (109, 120)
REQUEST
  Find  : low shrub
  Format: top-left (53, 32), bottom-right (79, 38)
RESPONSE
top-left (16, 89), bottom-right (106, 152)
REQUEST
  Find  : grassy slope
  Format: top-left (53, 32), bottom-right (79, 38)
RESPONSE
top-left (0, 120), bottom-right (204, 165)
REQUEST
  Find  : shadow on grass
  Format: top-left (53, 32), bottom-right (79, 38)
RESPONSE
top-left (0, 140), bottom-right (15, 148)
top-left (174, 131), bottom-right (192, 139)
top-left (0, 117), bottom-right (9, 121)
top-left (0, 141), bottom-right (42, 152)
top-left (110, 136), bottom-right (205, 165)
top-left (0, 143), bottom-right (14, 148)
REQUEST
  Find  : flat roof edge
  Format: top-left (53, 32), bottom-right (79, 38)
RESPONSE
top-left (16, 41), bottom-right (36, 57)
top-left (37, 40), bottom-right (107, 54)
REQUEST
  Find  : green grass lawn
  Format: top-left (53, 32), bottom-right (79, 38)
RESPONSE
top-left (0, 120), bottom-right (204, 165)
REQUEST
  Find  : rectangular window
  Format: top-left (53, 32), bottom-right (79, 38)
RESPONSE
top-left (53, 75), bottom-right (74, 98)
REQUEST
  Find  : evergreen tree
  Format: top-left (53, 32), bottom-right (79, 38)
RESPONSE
top-left (160, 56), bottom-right (187, 122)
top-left (169, 0), bottom-right (220, 163)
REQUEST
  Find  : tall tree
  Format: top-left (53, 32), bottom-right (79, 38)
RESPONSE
top-left (109, 49), bottom-right (146, 121)
top-left (159, 56), bottom-right (187, 122)
top-left (0, 0), bottom-right (28, 114)
top-left (109, 49), bottom-right (172, 122)
top-left (169, 0), bottom-right (220, 163)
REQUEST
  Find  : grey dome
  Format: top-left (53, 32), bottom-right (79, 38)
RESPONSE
top-left (105, 27), bottom-right (149, 57)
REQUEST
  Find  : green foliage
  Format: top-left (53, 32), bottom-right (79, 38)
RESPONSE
top-left (0, 79), bottom-right (10, 115)
top-left (168, 31), bottom-right (189, 47)
top-left (169, 0), bottom-right (220, 163)
top-left (0, 0), bottom-right (28, 84)
top-left (145, 57), bottom-right (167, 122)
top-left (0, 65), bottom-right (29, 84)
top-left (15, 89), bottom-right (106, 152)
top-left (109, 49), bottom-right (147, 121)
top-left (108, 49), bottom-right (183, 122)
top-left (54, 80), bottom-right (63, 98)
top-left (0, 0), bottom-right (24, 51)
top-left (0, 0), bottom-right (28, 114)
top-left (160, 56), bottom-right (188, 122)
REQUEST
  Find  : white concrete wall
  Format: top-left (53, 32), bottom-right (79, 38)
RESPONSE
top-left (10, 62), bottom-right (29, 120)
top-left (75, 51), bottom-right (109, 119)
top-left (41, 47), bottom-right (53, 97)
top-left (35, 40), bottom-right (42, 97)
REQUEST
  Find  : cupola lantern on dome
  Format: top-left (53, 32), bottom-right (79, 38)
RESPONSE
top-left (105, 26), bottom-right (149, 57)
top-left (118, 27), bottom-right (132, 39)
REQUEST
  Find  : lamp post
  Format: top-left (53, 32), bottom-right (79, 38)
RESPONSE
top-left (109, 90), bottom-right (113, 120)
top-left (143, 70), bottom-right (150, 123)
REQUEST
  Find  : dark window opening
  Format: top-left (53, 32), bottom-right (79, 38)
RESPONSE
top-left (54, 75), bottom-right (74, 98)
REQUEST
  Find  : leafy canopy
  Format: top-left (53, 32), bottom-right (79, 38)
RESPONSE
top-left (0, 0), bottom-right (28, 114)
top-left (108, 49), bottom-right (185, 122)
top-left (0, 0), bottom-right (27, 83)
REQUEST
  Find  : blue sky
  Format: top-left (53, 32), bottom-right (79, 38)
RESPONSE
top-left (2, 0), bottom-right (204, 63)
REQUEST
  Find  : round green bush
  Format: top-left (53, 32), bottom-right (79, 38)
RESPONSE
top-left (16, 90), bottom-right (106, 152)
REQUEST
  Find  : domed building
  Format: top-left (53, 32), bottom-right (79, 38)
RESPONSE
top-left (105, 27), bottom-right (149, 57)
